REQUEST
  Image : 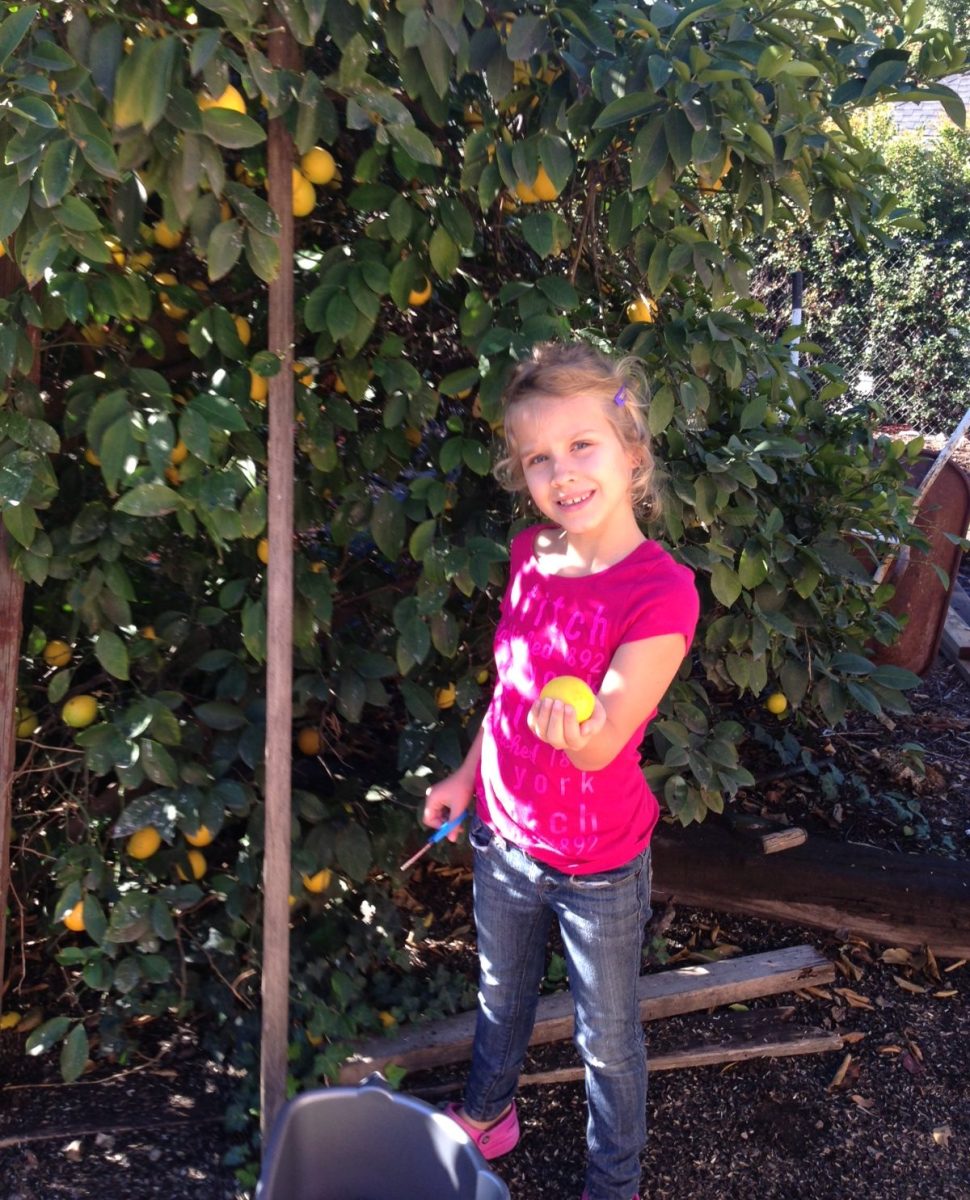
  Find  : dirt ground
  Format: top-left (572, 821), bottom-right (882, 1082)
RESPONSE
top-left (3, 474), bottom-right (970, 1198)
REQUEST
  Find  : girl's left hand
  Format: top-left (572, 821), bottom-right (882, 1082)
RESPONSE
top-left (527, 694), bottom-right (608, 751)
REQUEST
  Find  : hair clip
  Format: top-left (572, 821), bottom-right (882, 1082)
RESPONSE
top-left (612, 387), bottom-right (627, 407)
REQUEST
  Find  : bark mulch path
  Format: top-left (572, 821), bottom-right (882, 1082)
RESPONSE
top-left (2, 659), bottom-right (969, 1200)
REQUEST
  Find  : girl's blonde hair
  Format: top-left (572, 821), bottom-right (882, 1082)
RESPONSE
top-left (493, 341), bottom-right (662, 517)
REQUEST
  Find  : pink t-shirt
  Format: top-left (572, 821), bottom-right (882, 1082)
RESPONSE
top-left (475, 526), bottom-right (699, 874)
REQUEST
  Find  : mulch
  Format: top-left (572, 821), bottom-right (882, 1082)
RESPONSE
top-left (2, 654), bottom-right (969, 1200)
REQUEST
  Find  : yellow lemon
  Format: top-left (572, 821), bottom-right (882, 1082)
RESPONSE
top-left (127, 827), bottom-right (162, 859)
top-left (250, 371), bottom-right (268, 404)
top-left (408, 278), bottom-right (433, 307)
top-left (476, 669), bottom-right (490, 685)
top-left (626, 295), bottom-right (658, 324)
top-left (0, 1011), bottom-right (21, 1030)
top-left (257, 537), bottom-right (269, 565)
top-left (15, 708), bottom-right (37, 739)
top-left (539, 675), bottom-right (596, 722)
top-left (176, 849), bottom-right (207, 881)
top-left (141, 626), bottom-right (157, 640)
top-left (404, 426), bottom-right (422, 447)
top-left (306, 1029), bottom-right (323, 1046)
top-left (84, 447), bottom-right (100, 466)
top-left (43, 640), bottom-right (73, 669)
top-left (152, 219), bottom-right (183, 249)
top-left (292, 170), bottom-right (317, 218)
top-left (514, 180), bottom-right (539, 204)
top-left (0, 241), bottom-right (5, 259)
top-left (169, 440), bottom-right (188, 466)
top-left (435, 683), bottom-right (457, 710)
top-left (297, 727), bottom-right (322, 756)
top-left (62, 694), bottom-right (98, 729)
top-left (333, 374), bottom-right (347, 394)
top-left (184, 825), bottom-right (214, 847)
top-left (63, 901), bottom-right (86, 932)
top-left (234, 315), bottom-right (251, 346)
top-left (198, 84), bottom-right (246, 114)
top-left (765, 692), bottom-right (788, 715)
top-left (378, 1010), bottom-right (397, 1028)
top-left (302, 868), bottom-right (332, 893)
top-left (533, 164), bottom-right (560, 201)
top-left (300, 146), bottom-right (336, 185)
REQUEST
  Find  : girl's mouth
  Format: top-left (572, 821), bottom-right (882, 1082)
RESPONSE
top-left (557, 490), bottom-right (593, 510)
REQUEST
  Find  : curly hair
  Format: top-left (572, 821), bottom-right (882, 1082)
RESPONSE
top-left (493, 341), bottom-right (662, 517)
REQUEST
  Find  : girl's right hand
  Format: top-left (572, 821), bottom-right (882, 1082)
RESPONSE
top-left (422, 775), bottom-right (474, 841)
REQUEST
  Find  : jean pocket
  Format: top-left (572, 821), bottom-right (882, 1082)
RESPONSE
top-left (468, 814), bottom-right (494, 854)
top-left (569, 848), bottom-right (648, 890)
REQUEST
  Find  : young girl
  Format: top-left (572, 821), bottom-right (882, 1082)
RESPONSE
top-left (423, 341), bottom-right (699, 1200)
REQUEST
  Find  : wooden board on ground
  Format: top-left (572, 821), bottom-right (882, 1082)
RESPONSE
top-left (942, 607), bottom-right (970, 660)
top-left (651, 821), bottom-right (970, 959)
top-left (410, 1009), bottom-right (843, 1097)
top-left (339, 945), bottom-right (834, 1085)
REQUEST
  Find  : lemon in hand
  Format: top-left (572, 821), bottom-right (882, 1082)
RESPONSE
top-left (539, 676), bottom-right (596, 722)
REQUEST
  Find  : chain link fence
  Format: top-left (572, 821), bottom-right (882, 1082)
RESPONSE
top-left (750, 235), bottom-right (970, 435)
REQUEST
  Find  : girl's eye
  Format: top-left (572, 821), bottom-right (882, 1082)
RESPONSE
top-left (573, 441), bottom-right (590, 451)
top-left (526, 454), bottom-right (546, 466)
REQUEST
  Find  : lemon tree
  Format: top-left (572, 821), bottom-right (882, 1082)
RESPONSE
top-left (0, 0), bottom-right (963, 1148)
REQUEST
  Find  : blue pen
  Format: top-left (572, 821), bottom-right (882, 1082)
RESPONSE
top-left (399, 811), bottom-right (468, 871)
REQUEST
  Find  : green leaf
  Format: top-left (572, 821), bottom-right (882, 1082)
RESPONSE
top-left (0, 174), bottom-right (30, 241)
top-left (201, 109), bottom-right (267, 149)
top-left (36, 139), bottom-right (77, 209)
top-left (189, 392), bottom-right (249, 433)
top-left (593, 92), bottom-right (657, 130)
top-left (710, 562), bottom-right (742, 607)
top-left (335, 822), bottom-right (372, 883)
top-left (223, 184), bottom-right (280, 236)
top-left (631, 117), bottom-right (668, 190)
top-left (0, 6), bottom-right (39, 73)
top-left (3, 503), bottom-right (36, 549)
top-left (194, 700), bottom-right (248, 731)
top-left (94, 629), bottom-right (130, 681)
top-left (371, 491), bottom-right (406, 560)
top-left (140, 739), bottom-right (180, 787)
top-left (207, 219), bottom-right (244, 281)
top-left (60, 1023), bottom-right (89, 1084)
top-left (25, 1016), bottom-right (71, 1057)
top-left (114, 483), bottom-right (181, 517)
top-left (429, 226), bottom-right (459, 279)
top-left (245, 226), bottom-right (280, 283)
top-left (388, 123), bottom-right (442, 167)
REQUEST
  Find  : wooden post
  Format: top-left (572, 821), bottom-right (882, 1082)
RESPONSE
top-left (260, 14), bottom-right (300, 1139)
top-left (0, 255), bottom-right (33, 1014)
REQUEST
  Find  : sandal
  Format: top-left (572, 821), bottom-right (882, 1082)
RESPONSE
top-left (443, 1101), bottom-right (520, 1160)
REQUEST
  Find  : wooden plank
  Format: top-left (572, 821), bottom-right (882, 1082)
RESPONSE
top-left (652, 821), bottom-right (970, 959)
top-left (762, 827), bottom-right (808, 854)
top-left (949, 582), bottom-right (970, 628)
top-left (520, 1030), bottom-right (844, 1084)
top-left (339, 945), bottom-right (834, 1084)
top-left (942, 607), bottom-right (970, 660)
top-left (410, 1010), bottom-right (843, 1096)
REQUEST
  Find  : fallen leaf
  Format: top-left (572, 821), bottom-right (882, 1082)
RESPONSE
top-left (842, 1031), bottom-right (866, 1045)
top-left (932, 1124), bottom-right (951, 1149)
top-left (850, 1094), bottom-right (875, 1111)
top-left (932, 989), bottom-right (958, 999)
top-left (907, 1039), bottom-right (924, 1062)
top-left (925, 947), bottom-right (941, 982)
top-left (828, 1052), bottom-right (852, 1090)
top-left (880, 947), bottom-right (913, 966)
top-left (943, 959), bottom-right (966, 974)
top-left (835, 987), bottom-right (875, 1010)
top-left (803, 985), bottom-right (833, 1001)
top-left (901, 1052), bottom-right (925, 1077)
top-left (892, 974), bottom-right (928, 995)
top-left (878, 1044), bottom-right (903, 1054)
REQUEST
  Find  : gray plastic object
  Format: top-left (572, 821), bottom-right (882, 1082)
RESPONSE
top-left (255, 1075), bottom-right (510, 1200)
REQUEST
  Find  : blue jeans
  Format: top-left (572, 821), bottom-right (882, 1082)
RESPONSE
top-left (463, 815), bottom-right (651, 1200)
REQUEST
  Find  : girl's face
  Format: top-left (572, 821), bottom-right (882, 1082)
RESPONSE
top-left (510, 392), bottom-right (640, 540)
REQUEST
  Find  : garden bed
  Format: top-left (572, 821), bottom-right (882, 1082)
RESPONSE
top-left (1, 657), bottom-right (968, 1200)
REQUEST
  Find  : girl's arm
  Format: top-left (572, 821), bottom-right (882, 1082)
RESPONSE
top-left (421, 722), bottom-right (485, 840)
top-left (528, 634), bottom-right (687, 772)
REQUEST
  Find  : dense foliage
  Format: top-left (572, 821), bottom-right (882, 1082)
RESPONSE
top-left (1, 0), bottom-right (965, 1171)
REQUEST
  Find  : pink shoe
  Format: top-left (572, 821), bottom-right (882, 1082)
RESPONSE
top-left (444, 1101), bottom-right (520, 1159)
top-left (581, 1194), bottom-right (639, 1199)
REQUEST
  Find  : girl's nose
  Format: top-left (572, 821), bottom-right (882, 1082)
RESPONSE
top-left (551, 457), bottom-right (573, 486)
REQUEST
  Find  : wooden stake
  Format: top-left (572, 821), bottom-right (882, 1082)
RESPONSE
top-left (0, 255), bottom-right (35, 1015)
top-left (260, 12), bottom-right (300, 1141)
